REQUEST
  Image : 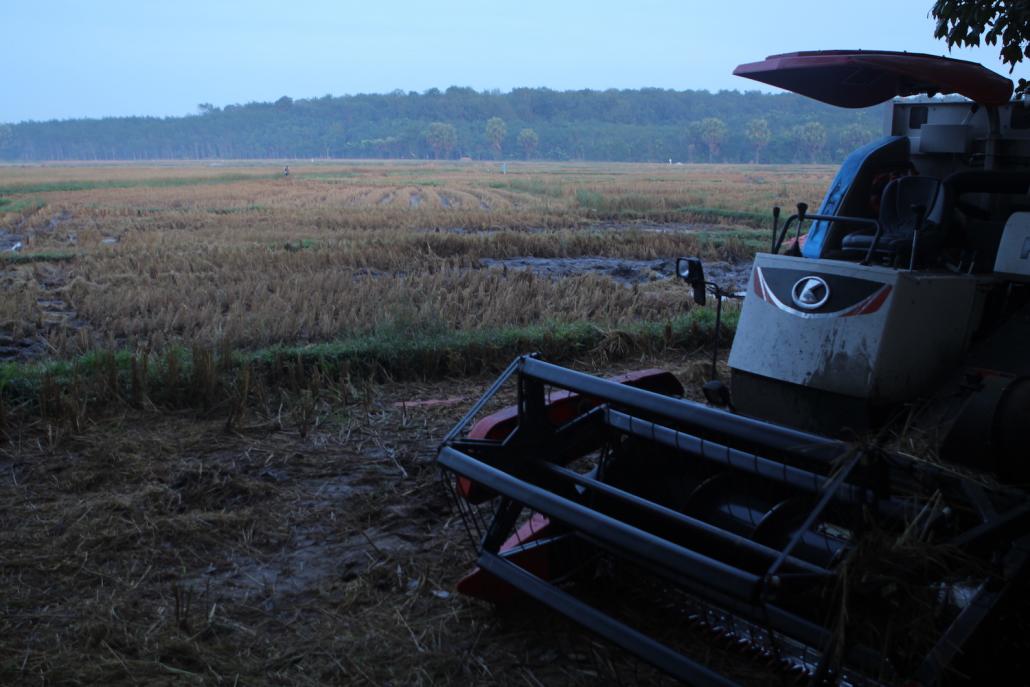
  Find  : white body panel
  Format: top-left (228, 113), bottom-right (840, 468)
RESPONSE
top-left (729, 254), bottom-right (981, 402)
top-left (994, 212), bottom-right (1030, 281)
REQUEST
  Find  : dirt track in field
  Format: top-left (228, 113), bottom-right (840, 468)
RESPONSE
top-left (1, 355), bottom-right (728, 686)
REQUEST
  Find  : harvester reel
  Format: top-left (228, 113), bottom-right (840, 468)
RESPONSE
top-left (437, 356), bottom-right (1030, 686)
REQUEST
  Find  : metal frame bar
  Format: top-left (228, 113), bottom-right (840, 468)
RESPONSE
top-left (772, 208), bottom-right (881, 257)
top-left (517, 357), bottom-right (845, 463)
top-left (764, 451), bottom-right (862, 582)
top-left (539, 461), bottom-right (829, 577)
top-left (440, 356), bottom-right (521, 446)
top-left (478, 551), bottom-right (741, 687)
top-left (442, 445), bottom-right (890, 676)
top-left (439, 446), bottom-right (763, 601)
top-left (914, 535), bottom-right (1030, 685)
top-left (606, 409), bottom-right (886, 510)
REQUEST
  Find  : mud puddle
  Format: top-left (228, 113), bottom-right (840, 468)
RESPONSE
top-left (481, 256), bottom-right (674, 285)
top-left (0, 262), bottom-right (88, 361)
top-left (35, 263), bottom-right (87, 330)
top-left (2, 209), bottom-right (78, 252)
top-left (591, 220), bottom-right (732, 235)
top-left (36, 296), bottom-right (82, 328)
top-left (0, 333), bottom-right (48, 361)
top-left (182, 437), bottom-right (442, 605)
top-left (481, 256), bottom-right (752, 292)
top-left (0, 230), bottom-right (24, 252)
top-left (416, 220), bottom-right (734, 237)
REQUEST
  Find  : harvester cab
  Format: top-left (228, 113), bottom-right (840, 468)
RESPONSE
top-left (436, 51), bottom-right (1030, 685)
top-left (727, 51), bottom-right (1030, 479)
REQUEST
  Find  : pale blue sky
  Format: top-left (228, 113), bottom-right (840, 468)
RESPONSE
top-left (6, 0), bottom-right (1023, 123)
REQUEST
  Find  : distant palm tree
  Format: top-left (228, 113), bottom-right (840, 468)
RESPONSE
top-left (485, 117), bottom-right (507, 159)
top-left (517, 128), bottom-right (539, 159)
top-left (425, 122), bottom-right (458, 159)
top-left (745, 118), bottom-right (771, 163)
top-left (699, 117), bottom-right (727, 163)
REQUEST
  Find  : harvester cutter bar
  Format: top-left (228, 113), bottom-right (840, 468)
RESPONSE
top-left (477, 548), bottom-right (740, 687)
top-left (445, 400), bottom-right (854, 585)
top-left (439, 445), bottom-right (765, 601)
top-left (439, 446), bottom-right (889, 680)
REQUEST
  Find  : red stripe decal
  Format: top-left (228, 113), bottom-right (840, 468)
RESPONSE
top-left (843, 285), bottom-right (892, 317)
top-left (753, 266), bottom-right (770, 302)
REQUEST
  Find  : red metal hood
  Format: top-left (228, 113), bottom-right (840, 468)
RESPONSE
top-left (733, 50), bottom-right (1012, 108)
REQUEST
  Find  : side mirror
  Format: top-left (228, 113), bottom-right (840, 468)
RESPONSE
top-left (676, 256), bottom-right (706, 306)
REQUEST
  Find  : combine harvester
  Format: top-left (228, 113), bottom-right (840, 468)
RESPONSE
top-left (436, 51), bottom-right (1030, 685)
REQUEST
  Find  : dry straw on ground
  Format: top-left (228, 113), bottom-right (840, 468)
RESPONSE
top-left (1, 161), bottom-right (832, 360)
top-left (2, 354), bottom-right (730, 686)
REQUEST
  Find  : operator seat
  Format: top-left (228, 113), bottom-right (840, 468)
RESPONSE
top-left (841, 176), bottom-right (949, 265)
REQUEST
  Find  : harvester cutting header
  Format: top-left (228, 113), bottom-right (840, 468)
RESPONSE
top-left (436, 51), bottom-right (1030, 685)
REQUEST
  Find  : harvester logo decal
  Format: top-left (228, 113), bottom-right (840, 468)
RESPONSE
top-left (753, 266), bottom-right (892, 319)
top-left (791, 276), bottom-right (830, 310)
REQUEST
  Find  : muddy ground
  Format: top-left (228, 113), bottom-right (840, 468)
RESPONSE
top-left (1, 354), bottom-right (737, 686)
top-left (480, 256), bottom-right (751, 292)
top-left (0, 259), bottom-right (83, 361)
top-left (0, 208), bottom-right (93, 362)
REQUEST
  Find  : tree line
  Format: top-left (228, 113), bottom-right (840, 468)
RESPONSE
top-left (0, 87), bottom-right (884, 163)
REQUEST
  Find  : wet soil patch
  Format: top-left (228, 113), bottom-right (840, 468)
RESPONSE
top-left (481, 256), bottom-right (752, 292)
top-left (0, 333), bottom-right (48, 361)
top-left (0, 262), bottom-right (88, 362)
top-left (2, 209), bottom-right (79, 253)
top-left (590, 220), bottom-right (733, 234)
top-left (416, 220), bottom-right (724, 236)
top-left (0, 229), bottom-right (24, 253)
top-left (481, 256), bottom-right (675, 285)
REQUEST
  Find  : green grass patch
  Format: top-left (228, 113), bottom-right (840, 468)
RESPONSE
top-left (575, 189), bottom-right (605, 210)
top-left (0, 309), bottom-right (736, 420)
top-left (206, 205), bottom-right (267, 214)
top-left (0, 197), bottom-right (46, 213)
top-left (694, 227), bottom-right (769, 248)
top-left (0, 173), bottom-right (267, 196)
top-left (575, 190), bottom-right (672, 216)
top-left (0, 251), bottom-right (76, 264)
top-left (675, 206), bottom-right (771, 227)
top-left (298, 172), bottom-right (361, 181)
top-left (490, 178), bottom-right (564, 198)
top-left (275, 238), bottom-right (318, 251)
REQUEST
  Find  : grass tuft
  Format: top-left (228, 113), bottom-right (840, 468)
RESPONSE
top-left (0, 310), bottom-right (736, 420)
